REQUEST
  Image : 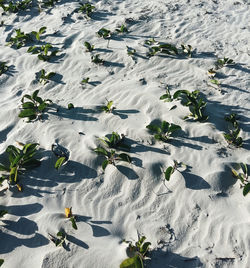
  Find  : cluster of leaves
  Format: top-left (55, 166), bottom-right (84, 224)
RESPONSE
top-left (38, 69), bottom-right (55, 84)
top-left (126, 46), bottom-right (136, 57)
top-left (181, 44), bottom-right (193, 57)
top-left (39, 0), bottom-right (59, 8)
top-left (223, 113), bottom-right (243, 147)
top-left (81, 77), bottom-right (90, 84)
top-left (84, 41), bottom-right (94, 52)
top-left (120, 236), bottom-right (151, 268)
top-left (19, 90), bottom-right (52, 122)
top-left (0, 0), bottom-right (31, 13)
top-left (77, 2), bottom-right (95, 18)
top-left (65, 207), bottom-right (77, 230)
top-left (115, 24), bottom-right (128, 34)
top-left (52, 143), bottom-right (69, 170)
top-left (232, 163), bottom-right (249, 196)
top-left (91, 54), bottom-right (104, 65)
top-left (49, 231), bottom-right (66, 247)
top-left (146, 120), bottom-right (181, 143)
top-left (0, 61), bottom-right (8, 76)
top-left (101, 99), bottom-right (116, 113)
top-left (7, 27), bottom-right (46, 49)
top-left (97, 28), bottom-right (112, 39)
top-left (0, 143), bottom-right (40, 190)
top-left (94, 132), bottom-right (131, 171)
top-left (164, 160), bottom-right (186, 181)
top-left (27, 43), bottom-right (59, 61)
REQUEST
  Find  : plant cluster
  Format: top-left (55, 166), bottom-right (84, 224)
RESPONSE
top-left (18, 90), bottom-right (53, 122)
top-left (120, 236), bottom-right (151, 268)
top-left (38, 0), bottom-right (59, 8)
top-left (223, 113), bottom-right (243, 147)
top-left (101, 99), bottom-right (116, 113)
top-left (77, 2), bottom-right (95, 18)
top-left (99, 132), bottom-right (130, 151)
top-left (84, 41), bottom-right (94, 52)
top-left (38, 69), bottom-right (55, 84)
top-left (49, 231), bottom-right (66, 247)
top-left (232, 163), bottom-right (249, 196)
top-left (164, 160), bottom-right (186, 181)
top-left (146, 120), bottom-right (181, 142)
top-left (0, 0), bottom-right (31, 13)
top-left (0, 61), bottom-right (8, 76)
top-left (91, 54), bottom-right (104, 65)
top-left (27, 43), bottom-right (59, 61)
top-left (65, 207), bottom-right (77, 230)
top-left (0, 143), bottom-right (40, 190)
top-left (51, 143), bottom-right (69, 170)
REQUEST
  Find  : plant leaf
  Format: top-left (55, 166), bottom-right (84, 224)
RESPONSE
top-left (70, 216), bottom-right (77, 230)
top-left (102, 159), bottom-right (109, 170)
top-left (18, 109), bottom-right (37, 118)
top-left (243, 183), bottom-right (250, 196)
top-left (120, 255), bottom-right (143, 268)
top-left (94, 147), bottom-right (108, 156)
top-left (55, 156), bottom-right (66, 170)
top-left (118, 153), bottom-right (131, 163)
top-left (165, 166), bottom-right (174, 181)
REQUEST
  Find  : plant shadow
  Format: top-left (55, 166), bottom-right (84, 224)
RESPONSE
top-left (113, 109), bottom-right (140, 119)
top-left (116, 165), bottom-right (139, 180)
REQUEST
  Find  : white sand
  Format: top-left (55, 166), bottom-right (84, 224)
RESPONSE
top-left (0, 0), bottom-right (250, 267)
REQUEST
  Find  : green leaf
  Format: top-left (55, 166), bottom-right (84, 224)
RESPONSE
top-left (120, 255), bottom-right (143, 268)
top-left (102, 159), bottom-right (109, 170)
top-left (32, 90), bottom-right (39, 101)
top-left (168, 123), bottom-right (181, 133)
top-left (70, 216), bottom-right (77, 230)
top-left (118, 153), bottom-right (131, 163)
top-left (55, 157), bottom-right (66, 170)
top-left (0, 210), bottom-right (7, 218)
top-left (0, 164), bottom-right (9, 172)
top-left (146, 124), bottom-right (161, 134)
top-left (94, 147), bottom-right (108, 156)
top-left (18, 109), bottom-right (37, 118)
top-left (22, 102), bottom-right (35, 109)
top-left (165, 166), bottom-right (174, 181)
top-left (140, 242), bottom-right (151, 256)
top-left (22, 158), bottom-right (41, 168)
top-left (68, 103), bottom-right (74, 110)
top-left (39, 26), bottom-right (47, 34)
top-left (243, 183), bottom-right (250, 196)
top-left (38, 102), bottom-right (48, 112)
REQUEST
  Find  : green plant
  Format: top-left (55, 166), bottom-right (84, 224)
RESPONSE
top-left (232, 163), bottom-right (249, 196)
top-left (52, 144), bottom-right (69, 170)
top-left (0, 61), bottom-right (8, 75)
top-left (77, 2), bottom-right (95, 17)
top-left (84, 41), bottom-right (94, 52)
top-left (146, 120), bottom-right (181, 142)
top-left (99, 132), bottom-right (130, 151)
top-left (115, 24), bottom-right (128, 34)
top-left (94, 147), bottom-right (131, 171)
top-left (120, 235), bottom-right (151, 268)
top-left (39, 0), bottom-right (58, 8)
top-left (91, 54), bottom-right (104, 65)
top-left (49, 231), bottom-right (66, 247)
top-left (173, 90), bottom-right (208, 121)
top-left (30, 26), bottom-right (47, 41)
top-left (97, 28), bottom-right (111, 39)
top-left (101, 99), bottom-right (115, 113)
top-left (27, 43), bottom-right (59, 61)
top-left (215, 57), bottom-right (234, 69)
top-left (147, 43), bottom-right (178, 57)
top-left (65, 207), bottom-right (77, 230)
top-left (181, 44), bottom-right (193, 57)
top-left (223, 113), bottom-right (242, 147)
top-left (81, 77), bottom-right (89, 84)
top-left (38, 69), bottom-right (55, 84)
top-left (144, 38), bottom-right (157, 45)
top-left (67, 103), bottom-right (74, 110)
top-left (159, 85), bottom-right (174, 102)
top-left (126, 46), bottom-right (136, 57)
top-left (0, 0), bottom-right (31, 13)
top-left (19, 89), bottom-right (53, 122)
top-left (164, 160), bottom-right (186, 181)
top-left (207, 68), bottom-right (216, 77)
top-left (0, 143), bottom-right (40, 189)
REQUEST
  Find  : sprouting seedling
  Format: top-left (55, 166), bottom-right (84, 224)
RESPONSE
top-left (147, 43), bottom-right (178, 57)
top-left (215, 57), bottom-right (234, 69)
top-left (0, 0), bottom-right (32, 13)
top-left (81, 77), bottom-right (89, 84)
top-left (115, 24), bottom-right (128, 34)
top-left (181, 44), bottom-right (193, 57)
top-left (97, 28), bottom-right (111, 39)
top-left (101, 99), bottom-right (116, 113)
top-left (144, 38), bottom-right (157, 45)
top-left (232, 163), bottom-right (249, 196)
top-left (30, 26), bottom-right (47, 41)
top-left (38, 69), bottom-right (56, 84)
top-left (159, 85), bottom-right (174, 102)
top-left (77, 2), bottom-right (95, 17)
top-left (164, 160), bottom-right (186, 181)
top-left (146, 120), bottom-right (182, 143)
top-left (52, 143), bottom-right (69, 170)
top-left (120, 235), bottom-right (151, 268)
top-left (27, 43), bottom-right (59, 61)
top-left (0, 143), bottom-right (41, 190)
top-left (91, 54), bottom-right (104, 65)
top-left (173, 90), bottom-right (208, 122)
top-left (67, 103), bottom-right (74, 110)
top-left (0, 62), bottom-right (8, 76)
top-left (209, 79), bottom-right (220, 86)
top-left (126, 46), bottom-right (136, 57)
top-left (84, 41), bottom-right (94, 52)
top-left (65, 207), bottom-right (77, 230)
top-left (18, 89), bottom-right (53, 122)
top-left (99, 132), bottom-right (130, 151)
top-left (223, 113), bottom-right (243, 147)
top-left (94, 147), bottom-right (131, 171)
top-left (40, 0), bottom-right (58, 8)
top-left (49, 231), bottom-right (66, 247)
top-left (7, 29), bottom-right (31, 48)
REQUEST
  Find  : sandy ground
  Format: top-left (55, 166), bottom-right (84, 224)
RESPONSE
top-left (0, 0), bottom-right (250, 267)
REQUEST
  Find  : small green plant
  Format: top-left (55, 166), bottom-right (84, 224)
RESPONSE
top-left (81, 77), bottom-right (89, 84)
top-left (0, 143), bottom-right (41, 189)
top-left (38, 69), bottom-right (55, 84)
top-left (215, 57), bottom-right (234, 69)
top-left (0, 0), bottom-right (32, 13)
top-left (207, 68), bottom-right (216, 77)
top-left (49, 231), bottom-right (66, 247)
top-left (99, 132), bottom-right (130, 151)
top-left (115, 24), bottom-right (128, 34)
top-left (52, 143), bottom-right (69, 170)
top-left (94, 147), bottom-right (131, 171)
top-left (159, 85), bottom-right (174, 102)
top-left (173, 90), bottom-right (208, 121)
top-left (77, 2), bottom-right (95, 17)
top-left (97, 28), bottom-right (111, 39)
top-left (223, 113), bottom-right (242, 147)
top-left (30, 26), bottom-right (47, 41)
top-left (209, 79), bottom-right (220, 87)
top-left (84, 41), bottom-right (94, 52)
top-left (39, 0), bottom-right (58, 8)
top-left (91, 54), bottom-right (104, 65)
top-left (27, 43), bottom-right (59, 61)
top-left (120, 235), bottom-right (151, 268)
top-left (144, 38), bottom-right (157, 45)
top-left (101, 99), bottom-right (116, 113)
top-left (146, 121), bottom-right (181, 142)
top-left (19, 89), bottom-right (53, 122)
top-left (126, 46), bottom-right (136, 57)
top-left (147, 43), bottom-right (178, 57)
top-left (232, 163), bottom-right (249, 196)
top-left (0, 61), bottom-right (8, 76)
top-left (65, 207), bottom-right (77, 230)
top-left (181, 44), bottom-right (193, 57)
top-left (67, 103), bottom-right (74, 110)
top-left (164, 160), bottom-right (186, 181)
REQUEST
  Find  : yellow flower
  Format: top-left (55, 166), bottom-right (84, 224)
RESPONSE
top-left (65, 207), bottom-right (72, 218)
